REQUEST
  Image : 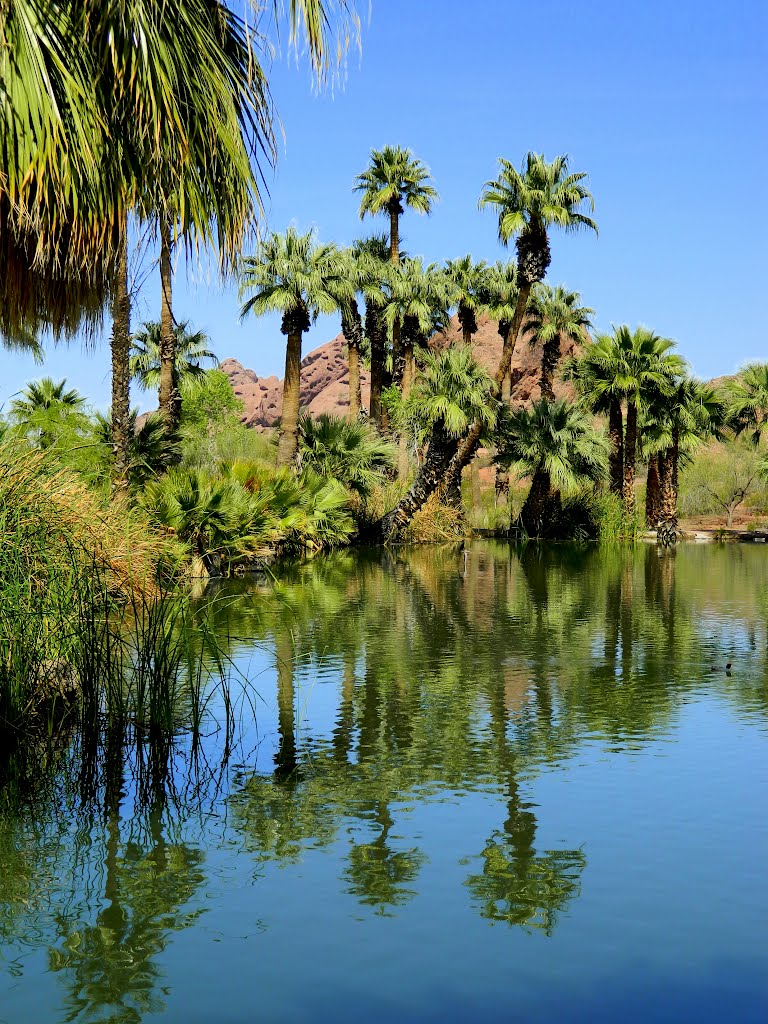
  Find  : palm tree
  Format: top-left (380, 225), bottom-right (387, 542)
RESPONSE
top-left (352, 235), bottom-right (390, 426)
top-left (239, 228), bottom-right (352, 466)
top-left (337, 250), bottom-right (368, 420)
top-left (354, 146), bottom-right (437, 264)
top-left (382, 258), bottom-right (451, 400)
top-left (130, 321), bottom-right (217, 391)
top-left (9, 377), bottom-right (88, 449)
top-left (298, 414), bottom-right (395, 497)
top-left (725, 363), bottom-right (768, 447)
top-left (378, 346), bottom-right (497, 542)
top-left (446, 256), bottom-right (489, 346)
top-left (526, 285), bottom-right (593, 400)
top-left (495, 400), bottom-right (608, 537)
top-left (438, 154), bottom-right (597, 508)
top-left (642, 379), bottom-right (726, 526)
top-left (1, 1), bottom-right (358, 486)
top-left (94, 410), bottom-right (182, 490)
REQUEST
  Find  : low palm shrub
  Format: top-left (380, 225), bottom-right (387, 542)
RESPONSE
top-left (298, 414), bottom-right (394, 497)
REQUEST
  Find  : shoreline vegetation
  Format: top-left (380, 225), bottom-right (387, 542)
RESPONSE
top-left (2, 1), bottom-right (768, 757)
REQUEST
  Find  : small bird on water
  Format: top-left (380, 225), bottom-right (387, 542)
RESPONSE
top-left (708, 662), bottom-right (733, 673)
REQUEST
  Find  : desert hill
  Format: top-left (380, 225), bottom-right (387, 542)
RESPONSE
top-left (221, 313), bottom-right (579, 429)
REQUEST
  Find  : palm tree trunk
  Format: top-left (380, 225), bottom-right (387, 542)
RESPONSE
top-left (348, 342), bottom-right (361, 420)
top-left (110, 224), bottom-right (131, 492)
top-left (520, 468), bottom-right (551, 537)
top-left (277, 330), bottom-right (303, 466)
top-left (442, 285), bottom-right (532, 495)
top-left (367, 303), bottom-right (385, 427)
top-left (539, 337), bottom-right (559, 401)
top-left (645, 453), bottom-right (661, 528)
top-left (378, 421), bottom-right (457, 542)
top-left (658, 449), bottom-right (676, 523)
top-left (671, 424), bottom-right (680, 515)
top-left (608, 399), bottom-right (624, 495)
top-left (389, 205), bottom-right (399, 264)
top-left (274, 630), bottom-right (297, 779)
top-left (158, 218), bottom-right (178, 432)
top-left (341, 298), bottom-right (363, 420)
top-left (622, 400), bottom-right (638, 519)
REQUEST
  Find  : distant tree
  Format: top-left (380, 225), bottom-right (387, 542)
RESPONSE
top-left (526, 285), bottom-right (593, 400)
top-left (240, 228), bottom-right (351, 466)
top-left (352, 235), bottom-right (390, 426)
top-left (354, 145), bottom-right (437, 264)
top-left (725, 363), bottom-right (768, 447)
top-left (446, 256), bottom-right (489, 346)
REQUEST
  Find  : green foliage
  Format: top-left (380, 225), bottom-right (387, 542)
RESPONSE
top-left (402, 345), bottom-right (498, 442)
top-left (8, 378), bottom-right (89, 450)
top-left (354, 145), bottom-right (438, 219)
top-left (679, 441), bottom-right (762, 525)
top-left (239, 227), bottom-right (351, 328)
top-left (480, 152), bottom-right (597, 240)
top-left (496, 400), bottom-right (609, 492)
top-left (179, 369), bottom-right (243, 434)
top-left (298, 414), bottom-right (394, 497)
top-left (141, 462), bottom-right (356, 569)
top-left (131, 321), bottom-right (217, 391)
top-left (94, 411), bottom-right (181, 489)
top-left (724, 363), bottom-right (768, 447)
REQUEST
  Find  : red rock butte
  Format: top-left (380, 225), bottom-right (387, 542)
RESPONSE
top-left (221, 313), bottom-right (580, 429)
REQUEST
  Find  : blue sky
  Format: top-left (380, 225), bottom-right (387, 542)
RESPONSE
top-left (3, 0), bottom-right (766, 414)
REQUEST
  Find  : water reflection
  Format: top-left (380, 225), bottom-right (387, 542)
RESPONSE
top-left (2, 542), bottom-right (768, 1021)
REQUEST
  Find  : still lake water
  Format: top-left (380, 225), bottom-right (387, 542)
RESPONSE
top-left (2, 542), bottom-right (768, 1023)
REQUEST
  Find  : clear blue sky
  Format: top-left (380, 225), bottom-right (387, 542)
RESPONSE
top-left (3, 0), bottom-right (766, 414)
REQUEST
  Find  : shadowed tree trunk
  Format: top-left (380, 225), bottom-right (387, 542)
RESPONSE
top-left (539, 336), bottom-right (560, 401)
top-left (458, 302), bottom-right (477, 346)
top-left (158, 218), bottom-right (179, 432)
top-left (378, 420), bottom-right (457, 542)
top-left (367, 303), bottom-right (385, 427)
top-left (658, 449), bottom-right (676, 522)
top-left (496, 358), bottom-right (514, 505)
top-left (646, 453), bottom-right (661, 528)
top-left (277, 307), bottom-right (309, 467)
top-left (622, 400), bottom-right (638, 519)
top-left (608, 399), bottom-right (624, 496)
top-left (111, 225), bottom-right (131, 492)
top-left (520, 469), bottom-right (553, 537)
top-left (341, 299), bottom-right (363, 420)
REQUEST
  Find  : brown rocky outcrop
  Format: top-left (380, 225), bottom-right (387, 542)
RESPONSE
top-left (221, 315), bottom-right (578, 429)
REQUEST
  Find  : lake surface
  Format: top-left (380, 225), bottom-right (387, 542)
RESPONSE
top-left (2, 542), bottom-right (767, 1023)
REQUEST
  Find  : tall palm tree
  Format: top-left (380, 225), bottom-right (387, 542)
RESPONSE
top-left (378, 346), bottom-right (497, 542)
top-left (526, 285), bottom-right (593, 400)
top-left (352, 235), bottom-right (390, 426)
top-left (239, 227), bottom-right (351, 466)
top-left (725, 363), bottom-right (768, 447)
top-left (439, 154), bottom-right (597, 506)
top-left (495, 400), bottom-right (608, 537)
top-left (131, 321), bottom-right (217, 391)
top-left (353, 145), bottom-right (437, 264)
top-left (446, 256), bottom-right (489, 346)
